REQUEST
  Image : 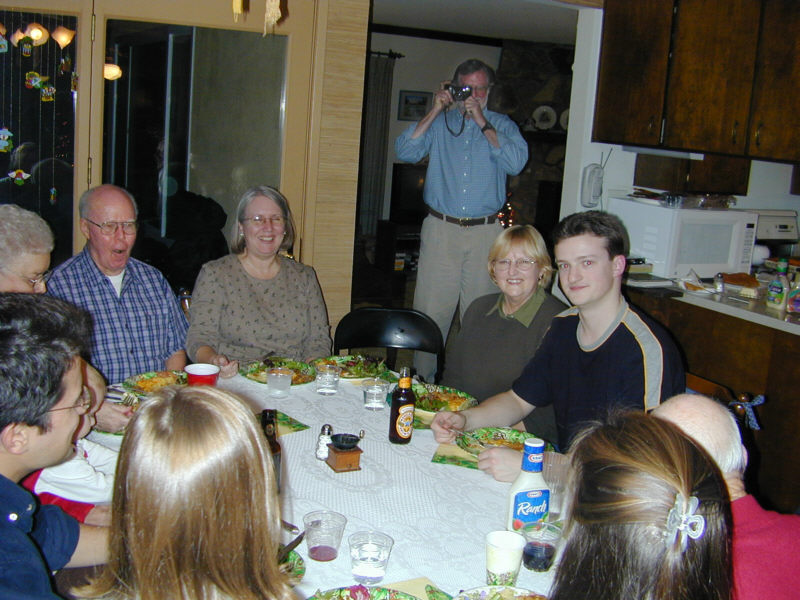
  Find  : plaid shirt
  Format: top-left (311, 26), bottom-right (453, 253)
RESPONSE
top-left (48, 248), bottom-right (189, 384)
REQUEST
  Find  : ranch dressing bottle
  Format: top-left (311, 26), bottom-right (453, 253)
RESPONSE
top-left (507, 438), bottom-right (550, 531)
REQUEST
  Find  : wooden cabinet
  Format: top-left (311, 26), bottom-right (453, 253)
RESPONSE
top-left (663, 0), bottom-right (760, 155)
top-left (593, 0), bottom-right (673, 147)
top-left (747, 1), bottom-right (800, 161)
top-left (595, 0), bottom-right (800, 163)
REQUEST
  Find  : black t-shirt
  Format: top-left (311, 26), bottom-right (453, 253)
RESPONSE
top-left (512, 303), bottom-right (685, 449)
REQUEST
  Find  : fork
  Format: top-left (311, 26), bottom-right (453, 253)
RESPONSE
top-left (120, 392), bottom-right (139, 407)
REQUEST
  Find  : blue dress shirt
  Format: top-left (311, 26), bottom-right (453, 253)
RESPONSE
top-left (395, 108), bottom-right (528, 218)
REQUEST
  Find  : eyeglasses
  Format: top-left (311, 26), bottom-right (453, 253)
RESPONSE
top-left (241, 215), bottom-right (285, 227)
top-left (0, 265), bottom-right (52, 288)
top-left (494, 258), bottom-right (537, 271)
top-left (472, 85), bottom-right (493, 93)
top-left (85, 218), bottom-right (138, 236)
top-left (47, 386), bottom-right (92, 416)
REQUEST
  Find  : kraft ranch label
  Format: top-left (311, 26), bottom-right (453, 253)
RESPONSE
top-left (511, 489), bottom-right (549, 530)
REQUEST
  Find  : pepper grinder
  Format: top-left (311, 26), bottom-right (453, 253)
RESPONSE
top-left (316, 424), bottom-right (333, 460)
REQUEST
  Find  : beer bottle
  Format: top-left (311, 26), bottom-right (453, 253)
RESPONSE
top-left (389, 367), bottom-right (416, 444)
top-left (261, 409), bottom-right (282, 492)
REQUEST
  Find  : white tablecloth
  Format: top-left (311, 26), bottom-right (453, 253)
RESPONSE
top-left (217, 375), bottom-right (556, 599)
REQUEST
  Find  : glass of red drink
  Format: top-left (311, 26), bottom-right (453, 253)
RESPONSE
top-left (521, 522), bottom-right (562, 572)
top-left (303, 510), bottom-right (347, 561)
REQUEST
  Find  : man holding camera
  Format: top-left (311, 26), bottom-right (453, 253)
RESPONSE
top-left (395, 58), bottom-right (528, 382)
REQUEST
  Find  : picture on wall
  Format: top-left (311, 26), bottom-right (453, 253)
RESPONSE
top-left (397, 90), bottom-right (432, 121)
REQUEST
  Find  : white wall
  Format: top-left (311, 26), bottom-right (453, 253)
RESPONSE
top-left (562, 10), bottom-right (800, 219)
top-left (370, 33), bottom-right (502, 218)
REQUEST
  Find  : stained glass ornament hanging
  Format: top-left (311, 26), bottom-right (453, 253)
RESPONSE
top-left (41, 85), bottom-right (55, 101)
top-left (0, 128), bottom-right (13, 153)
top-left (25, 71), bottom-right (48, 89)
top-left (0, 34), bottom-right (7, 54)
top-left (20, 35), bottom-right (32, 57)
top-left (8, 169), bottom-right (30, 185)
top-left (49, 187), bottom-right (57, 203)
top-left (59, 55), bottom-right (72, 74)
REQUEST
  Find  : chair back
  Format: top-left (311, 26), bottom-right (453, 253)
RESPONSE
top-left (333, 307), bottom-right (444, 375)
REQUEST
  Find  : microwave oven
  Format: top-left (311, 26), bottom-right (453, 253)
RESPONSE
top-left (605, 195), bottom-right (758, 279)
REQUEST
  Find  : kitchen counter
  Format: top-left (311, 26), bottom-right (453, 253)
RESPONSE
top-left (674, 289), bottom-right (800, 336)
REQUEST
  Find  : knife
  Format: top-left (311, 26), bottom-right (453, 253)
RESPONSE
top-left (281, 519), bottom-right (300, 534)
top-left (277, 531), bottom-right (305, 563)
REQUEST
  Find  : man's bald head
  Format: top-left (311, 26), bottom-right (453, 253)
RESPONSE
top-left (653, 393), bottom-right (747, 475)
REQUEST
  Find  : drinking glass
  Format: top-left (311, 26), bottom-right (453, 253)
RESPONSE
top-left (268, 367), bottom-right (293, 398)
top-left (521, 522), bottom-right (562, 572)
top-left (348, 530), bottom-right (394, 585)
top-left (485, 530), bottom-right (525, 585)
top-left (315, 364), bottom-right (341, 395)
top-left (303, 510), bottom-right (347, 561)
top-left (362, 377), bottom-right (388, 410)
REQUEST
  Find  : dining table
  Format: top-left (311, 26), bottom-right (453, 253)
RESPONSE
top-left (217, 373), bottom-right (558, 599)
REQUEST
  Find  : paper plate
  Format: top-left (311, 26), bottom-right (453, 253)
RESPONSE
top-left (241, 357), bottom-right (316, 385)
top-left (312, 355), bottom-right (389, 380)
top-left (532, 105), bottom-right (556, 130)
top-left (122, 370), bottom-right (186, 396)
top-left (412, 384), bottom-right (477, 428)
top-left (281, 549), bottom-right (305, 584)
top-left (453, 586), bottom-right (547, 600)
top-left (456, 427), bottom-right (539, 456)
top-left (309, 586), bottom-right (421, 600)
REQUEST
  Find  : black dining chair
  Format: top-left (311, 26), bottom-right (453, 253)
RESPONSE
top-left (333, 307), bottom-right (444, 379)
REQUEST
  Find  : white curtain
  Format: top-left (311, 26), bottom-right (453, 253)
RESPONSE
top-left (357, 53), bottom-right (396, 236)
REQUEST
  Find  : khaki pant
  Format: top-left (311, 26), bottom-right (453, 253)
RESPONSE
top-left (413, 214), bottom-right (502, 381)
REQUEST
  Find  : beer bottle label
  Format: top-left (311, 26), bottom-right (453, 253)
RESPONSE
top-left (510, 489), bottom-right (549, 531)
top-left (395, 404), bottom-right (414, 439)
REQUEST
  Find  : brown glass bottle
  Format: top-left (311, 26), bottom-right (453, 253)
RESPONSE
top-left (261, 409), bottom-right (282, 492)
top-left (389, 367), bottom-right (416, 444)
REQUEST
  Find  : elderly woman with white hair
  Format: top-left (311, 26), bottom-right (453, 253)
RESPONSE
top-left (0, 204), bottom-right (54, 293)
top-left (186, 185), bottom-right (332, 377)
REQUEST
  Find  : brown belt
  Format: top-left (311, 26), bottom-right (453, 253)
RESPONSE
top-left (427, 207), bottom-right (498, 227)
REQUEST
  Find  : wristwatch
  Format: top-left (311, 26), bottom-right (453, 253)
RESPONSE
top-left (481, 121), bottom-right (495, 133)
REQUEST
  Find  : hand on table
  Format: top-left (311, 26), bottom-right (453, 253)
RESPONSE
top-left (209, 354), bottom-right (239, 378)
top-left (477, 447), bottom-right (523, 482)
top-left (431, 410), bottom-right (467, 443)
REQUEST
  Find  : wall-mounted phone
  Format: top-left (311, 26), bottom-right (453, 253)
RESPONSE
top-left (581, 163), bottom-right (604, 208)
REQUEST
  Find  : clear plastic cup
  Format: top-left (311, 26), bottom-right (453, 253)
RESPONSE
top-left (362, 378), bottom-right (388, 410)
top-left (267, 367), bottom-right (293, 398)
top-left (303, 510), bottom-right (347, 561)
top-left (348, 530), bottom-right (394, 585)
top-left (315, 364), bottom-right (341, 395)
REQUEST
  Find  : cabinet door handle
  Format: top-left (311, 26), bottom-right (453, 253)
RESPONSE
top-left (755, 123), bottom-right (762, 148)
top-left (647, 117), bottom-right (654, 132)
top-left (731, 121), bottom-right (738, 146)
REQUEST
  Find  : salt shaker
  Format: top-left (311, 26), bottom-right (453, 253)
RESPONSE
top-left (316, 424), bottom-right (333, 460)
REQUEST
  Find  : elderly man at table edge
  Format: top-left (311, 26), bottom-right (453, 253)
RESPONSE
top-left (0, 294), bottom-right (108, 599)
top-left (432, 210), bottom-right (685, 480)
top-left (47, 184), bottom-right (189, 392)
top-left (653, 394), bottom-right (800, 600)
top-left (395, 58), bottom-right (528, 382)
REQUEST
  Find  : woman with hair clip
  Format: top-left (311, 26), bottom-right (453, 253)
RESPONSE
top-left (76, 386), bottom-right (294, 600)
top-left (550, 411), bottom-right (732, 600)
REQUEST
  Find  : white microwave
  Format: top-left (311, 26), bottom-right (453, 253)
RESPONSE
top-left (605, 195), bottom-right (759, 279)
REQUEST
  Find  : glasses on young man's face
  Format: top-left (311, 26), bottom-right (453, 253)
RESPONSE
top-left (47, 386), bottom-right (92, 416)
top-left (241, 215), bottom-right (285, 227)
top-left (494, 258), bottom-right (537, 272)
top-left (85, 219), bottom-right (138, 236)
top-left (0, 265), bottom-right (52, 289)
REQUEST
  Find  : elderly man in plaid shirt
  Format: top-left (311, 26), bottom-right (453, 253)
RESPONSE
top-left (48, 184), bottom-right (188, 396)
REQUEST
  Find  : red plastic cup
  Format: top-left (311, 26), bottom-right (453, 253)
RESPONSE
top-left (185, 363), bottom-right (220, 386)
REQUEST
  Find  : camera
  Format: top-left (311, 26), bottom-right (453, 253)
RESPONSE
top-left (448, 84), bottom-right (472, 101)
